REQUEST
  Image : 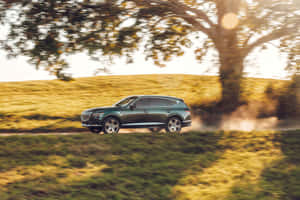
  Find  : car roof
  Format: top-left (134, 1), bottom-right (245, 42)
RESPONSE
top-left (131, 95), bottom-right (183, 101)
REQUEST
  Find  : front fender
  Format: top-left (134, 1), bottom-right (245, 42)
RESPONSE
top-left (101, 111), bottom-right (122, 123)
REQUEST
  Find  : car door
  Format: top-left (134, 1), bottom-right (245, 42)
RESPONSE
top-left (120, 98), bottom-right (149, 124)
top-left (144, 98), bottom-right (173, 123)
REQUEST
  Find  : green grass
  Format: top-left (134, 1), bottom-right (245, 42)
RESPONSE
top-left (0, 130), bottom-right (299, 200)
top-left (0, 74), bottom-right (285, 132)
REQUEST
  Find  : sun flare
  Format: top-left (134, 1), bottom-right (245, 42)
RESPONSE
top-left (222, 13), bottom-right (239, 30)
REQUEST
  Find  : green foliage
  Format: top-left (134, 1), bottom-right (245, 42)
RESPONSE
top-left (0, 131), bottom-right (222, 200)
top-left (0, 0), bottom-right (298, 77)
top-left (227, 130), bottom-right (300, 200)
top-left (0, 130), bottom-right (299, 200)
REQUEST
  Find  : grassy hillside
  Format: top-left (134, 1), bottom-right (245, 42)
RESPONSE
top-left (0, 130), bottom-right (299, 200)
top-left (0, 74), bottom-right (285, 132)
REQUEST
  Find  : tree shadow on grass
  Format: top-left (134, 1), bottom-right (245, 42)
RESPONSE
top-left (0, 114), bottom-right (83, 133)
top-left (23, 114), bottom-right (80, 121)
top-left (0, 132), bottom-right (223, 200)
top-left (226, 130), bottom-right (300, 200)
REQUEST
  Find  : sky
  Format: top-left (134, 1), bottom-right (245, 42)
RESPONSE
top-left (0, 44), bottom-right (289, 82)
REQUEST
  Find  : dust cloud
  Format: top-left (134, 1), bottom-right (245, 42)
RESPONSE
top-left (184, 116), bottom-right (218, 132)
top-left (185, 101), bottom-right (289, 132)
top-left (220, 102), bottom-right (279, 131)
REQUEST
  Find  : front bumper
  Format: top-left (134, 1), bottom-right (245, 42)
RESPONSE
top-left (81, 111), bottom-right (105, 127)
top-left (81, 113), bottom-right (104, 128)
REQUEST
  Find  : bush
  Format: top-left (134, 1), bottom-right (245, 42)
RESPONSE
top-left (264, 75), bottom-right (300, 119)
top-left (277, 75), bottom-right (300, 119)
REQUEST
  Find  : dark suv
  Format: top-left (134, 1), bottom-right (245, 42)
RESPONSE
top-left (81, 95), bottom-right (191, 134)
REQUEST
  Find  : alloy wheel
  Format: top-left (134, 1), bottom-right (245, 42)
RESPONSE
top-left (166, 117), bottom-right (182, 133)
top-left (104, 117), bottom-right (120, 134)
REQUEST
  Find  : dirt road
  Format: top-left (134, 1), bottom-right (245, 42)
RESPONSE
top-left (0, 127), bottom-right (299, 137)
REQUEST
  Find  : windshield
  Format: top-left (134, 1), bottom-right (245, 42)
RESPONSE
top-left (114, 96), bottom-right (138, 107)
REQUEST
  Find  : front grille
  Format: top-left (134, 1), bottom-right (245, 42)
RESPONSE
top-left (81, 112), bottom-right (91, 122)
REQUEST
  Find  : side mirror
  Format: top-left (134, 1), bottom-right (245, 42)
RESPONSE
top-left (129, 104), bottom-right (136, 110)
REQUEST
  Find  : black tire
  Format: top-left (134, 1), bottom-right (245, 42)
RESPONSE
top-left (165, 117), bottom-right (182, 133)
top-left (103, 117), bottom-right (120, 134)
top-left (148, 127), bottom-right (162, 133)
top-left (89, 127), bottom-right (102, 134)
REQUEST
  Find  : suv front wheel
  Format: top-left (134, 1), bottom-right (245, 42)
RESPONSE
top-left (103, 117), bottom-right (120, 134)
top-left (165, 117), bottom-right (182, 133)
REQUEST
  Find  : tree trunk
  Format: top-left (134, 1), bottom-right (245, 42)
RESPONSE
top-left (219, 56), bottom-right (244, 112)
top-left (216, 28), bottom-right (245, 112)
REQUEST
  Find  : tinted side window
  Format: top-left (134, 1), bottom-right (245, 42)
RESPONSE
top-left (150, 98), bottom-right (176, 107)
top-left (135, 98), bottom-right (151, 108)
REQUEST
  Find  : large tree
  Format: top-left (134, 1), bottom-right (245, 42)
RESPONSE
top-left (0, 0), bottom-right (299, 110)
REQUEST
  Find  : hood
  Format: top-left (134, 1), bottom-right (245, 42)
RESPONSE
top-left (84, 106), bottom-right (117, 113)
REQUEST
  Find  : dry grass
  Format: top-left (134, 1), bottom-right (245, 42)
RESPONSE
top-left (0, 74), bottom-right (285, 132)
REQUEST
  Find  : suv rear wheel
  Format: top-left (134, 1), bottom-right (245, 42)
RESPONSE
top-left (103, 117), bottom-right (120, 134)
top-left (165, 117), bottom-right (182, 133)
top-left (148, 127), bottom-right (162, 133)
top-left (89, 127), bottom-right (102, 134)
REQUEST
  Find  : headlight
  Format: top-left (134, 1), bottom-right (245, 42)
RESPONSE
top-left (92, 112), bottom-right (104, 119)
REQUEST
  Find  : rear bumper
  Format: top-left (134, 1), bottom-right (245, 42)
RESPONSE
top-left (182, 120), bottom-right (192, 127)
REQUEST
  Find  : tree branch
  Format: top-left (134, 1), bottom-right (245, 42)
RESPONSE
top-left (132, 0), bottom-right (216, 39)
top-left (243, 26), bottom-right (297, 56)
top-left (167, 0), bottom-right (215, 27)
top-left (242, 12), bottom-right (273, 48)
